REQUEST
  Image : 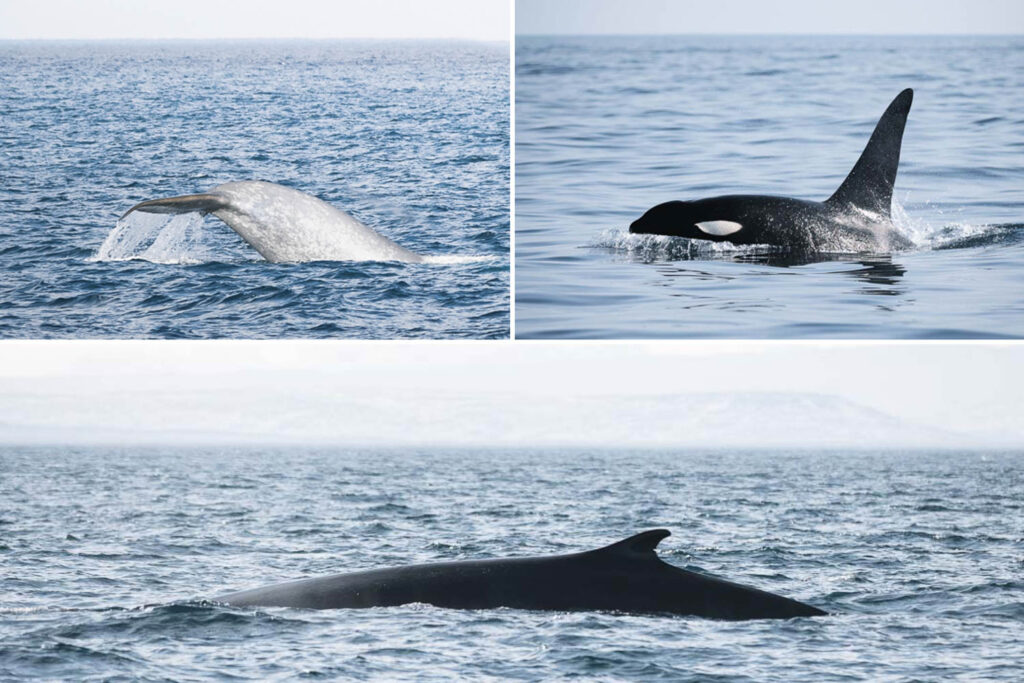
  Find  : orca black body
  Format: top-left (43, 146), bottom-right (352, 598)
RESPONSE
top-left (630, 89), bottom-right (916, 253)
top-left (217, 529), bottom-right (826, 620)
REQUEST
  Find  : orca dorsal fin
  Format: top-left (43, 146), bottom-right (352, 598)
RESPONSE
top-left (825, 88), bottom-right (913, 217)
top-left (592, 529), bottom-right (671, 557)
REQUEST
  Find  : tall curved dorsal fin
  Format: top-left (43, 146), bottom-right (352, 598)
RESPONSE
top-left (826, 88), bottom-right (913, 217)
top-left (591, 529), bottom-right (671, 557)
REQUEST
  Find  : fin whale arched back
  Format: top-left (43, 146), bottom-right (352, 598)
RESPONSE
top-left (120, 181), bottom-right (423, 263)
top-left (826, 88), bottom-right (914, 217)
top-left (216, 528), bottom-right (827, 620)
top-left (629, 89), bottom-right (917, 252)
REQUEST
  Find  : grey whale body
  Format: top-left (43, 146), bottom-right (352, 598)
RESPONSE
top-left (121, 180), bottom-right (423, 263)
top-left (630, 89), bottom-right (916, 253)
top-left (217, 529), bottom-right (826, 620)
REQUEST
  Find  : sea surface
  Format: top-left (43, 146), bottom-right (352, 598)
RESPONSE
top-left (0, 40), bottom-right (509, 338)
top-left (515, 36), bottom-right (1024, 338)
top-left (1, 446), bottom-right (1021, 680)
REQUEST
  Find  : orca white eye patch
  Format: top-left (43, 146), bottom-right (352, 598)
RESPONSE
top-left (696, 220), bottom-right (743, 236)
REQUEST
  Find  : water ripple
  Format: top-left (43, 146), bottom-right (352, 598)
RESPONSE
top-left (0, 41), bottom-right (509, 338)
top-left (516, 35), bottom-right (1024, 338)
top-left (1, 447), bottom-right (1021, 680)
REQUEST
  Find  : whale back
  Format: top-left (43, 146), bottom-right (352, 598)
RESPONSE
top-left (826, 88), bottom-right (913, 218)
top-left (217, 529), bottom-right (825, 619)
top-left (210, 181), bottom-right (422, 263)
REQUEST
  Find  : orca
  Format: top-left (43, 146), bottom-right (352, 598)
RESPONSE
top-left (629, 89), bottom-right (916, 253)
top-left (217, 529), bottom-right (826, 620)
top-left (121, 180), bottom-right (423, 263)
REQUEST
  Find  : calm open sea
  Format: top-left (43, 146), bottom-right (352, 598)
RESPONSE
top-left (1, 447), bottom-right (1021, 679)
top-left (0, 40), bottom-right (509, 338)
top-left (515, 36), bottom-right (1024, 338)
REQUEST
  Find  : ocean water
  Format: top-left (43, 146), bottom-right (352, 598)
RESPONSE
top-left (1, 446), bottom-right (1021, 680)
top-left (0, 40), bottom-right (509, 338)
top-left (515, 36), bottom-right (1024, 338)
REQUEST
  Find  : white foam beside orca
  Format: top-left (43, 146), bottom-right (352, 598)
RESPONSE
top-left (114, 181), bottom-right (424, 264)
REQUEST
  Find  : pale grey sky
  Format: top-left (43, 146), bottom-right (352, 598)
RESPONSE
top-left (0, 341), bottom-right (1019, 448)
top-left (516, 0), bottom-right (1024, 35)
top-left (0, 0), bottom-right (509, 41)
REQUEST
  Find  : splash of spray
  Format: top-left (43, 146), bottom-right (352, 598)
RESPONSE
top-left (93, 211), bottom-right (211, 264)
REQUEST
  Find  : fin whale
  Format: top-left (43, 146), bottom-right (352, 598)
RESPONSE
top-left (121, 180), bottom-right (423, 263)
top-left (216, 529), bottom-right (826, 620)
top-left (630, 89), bottom-right (916, 253)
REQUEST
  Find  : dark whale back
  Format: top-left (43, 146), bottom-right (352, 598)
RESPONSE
top-left (826, 88), bottom-right (914, 217)
top-left (217, 529), bottom-right (826, 620)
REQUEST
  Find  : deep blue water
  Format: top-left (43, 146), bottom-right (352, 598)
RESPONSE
top-left (0, 41), bottom-right (509, 338)
top-left (515, 36), bottom-right (1024, 338)
top-left (2, 447), bottom-right (1021, 680)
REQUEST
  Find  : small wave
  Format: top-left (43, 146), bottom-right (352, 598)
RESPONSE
top-left (926, 223), bottom-right (1024, 250)
top-left (890, 200), bottom-right (1024, 250)
top-left (91, 253), bottom-right (208, 266)
top-left (516, 63), bottom-right (581, 77)
top-left (0, 605), bottom-right (90, 615)
top-left (420, 254), bottom-right (498, 265)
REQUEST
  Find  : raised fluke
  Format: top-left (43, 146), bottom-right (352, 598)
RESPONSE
top-left (118, 181), bottom-right (423, 263)
top-left (121, 193), bottom-right (228, 220)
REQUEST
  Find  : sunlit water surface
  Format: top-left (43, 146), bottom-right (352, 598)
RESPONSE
top-left (515, 36), bottom-right (1024, 338)
top-left (0, 41), bottom-right (509, 338)
top-left (1, 447), bottom-right (1021, 679)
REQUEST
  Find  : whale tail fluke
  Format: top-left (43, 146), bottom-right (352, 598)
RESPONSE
top-left (826, 88), bottom-right (913, 218)
top-left (120, 193), bottom-right (228, 220)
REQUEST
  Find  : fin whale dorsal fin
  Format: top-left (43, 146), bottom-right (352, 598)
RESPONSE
top-left (826, 88), bottom-right (913, 217)
top-left (592, 529), bottom-right (671, 557)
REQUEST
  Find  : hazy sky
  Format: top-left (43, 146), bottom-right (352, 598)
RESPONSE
top-left (0, 341), bottom-right (1020, 448)
top-left (517, 0), bottom-right (1024, 35)
top-left (0, 0), bottom-right (509, 41)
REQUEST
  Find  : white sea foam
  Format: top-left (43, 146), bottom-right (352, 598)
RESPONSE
top-left (891, 198), bottom-right (1008, 250)
top-left (92, 212), bottom-right (210, 265)
top-left (591, 228), bottom-right (777, 261)
top-left (420, 254), bottom-right (497, 265)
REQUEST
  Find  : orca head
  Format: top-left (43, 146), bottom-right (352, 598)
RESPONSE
top-left (629, 201), bottom-right (744, 241)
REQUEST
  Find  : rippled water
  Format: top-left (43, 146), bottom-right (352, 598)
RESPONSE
top-left (515, 36), bottom-right (1024, 338)
top-left (2, 447), bottom-right (1021, 679)
top-left (0, 41), bottom-right (509, 338)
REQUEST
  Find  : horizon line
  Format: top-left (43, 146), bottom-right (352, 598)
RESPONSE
top-left (1, 440), bottom-right (1018, 452)
top-left (0, 36), bottom-right (509, 43)
top-left (516, 32), bottom-right (1023, 37)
